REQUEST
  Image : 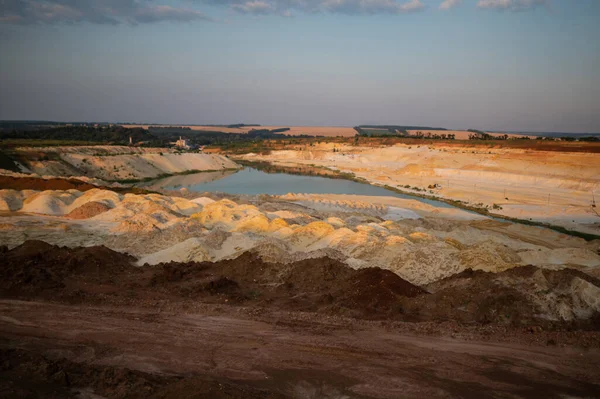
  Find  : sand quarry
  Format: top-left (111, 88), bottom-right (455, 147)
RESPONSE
top-left (239, 142), bottom-right (600, 235)
top-left (2, 145), bottom-right (600, 398)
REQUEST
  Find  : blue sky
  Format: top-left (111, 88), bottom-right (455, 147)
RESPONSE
top-left (1, 0), bottom-right (599, 132)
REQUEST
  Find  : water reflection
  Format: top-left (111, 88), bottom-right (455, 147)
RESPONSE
top-left (136, 169), bottom-right (239, 191)
top-left (140, 167), bottom-right (455, 209)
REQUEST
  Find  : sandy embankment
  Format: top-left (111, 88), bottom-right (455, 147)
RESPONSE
top-left (10, 145), bottom-right (240, 181)
top-left (238, 143), bottom-right (600, 235)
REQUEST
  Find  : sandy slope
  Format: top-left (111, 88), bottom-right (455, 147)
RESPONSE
top-left (11, 145), bottom-right (240, 181)
top-left (1, 188), bottom-right (598, 292)
top-left (238, 143), bottom-right (600, 234)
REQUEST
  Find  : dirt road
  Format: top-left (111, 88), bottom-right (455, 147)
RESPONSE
top-left (1, 300), bottom-right (599, 398)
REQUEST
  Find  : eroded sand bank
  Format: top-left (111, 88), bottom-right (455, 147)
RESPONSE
top-left (10, 145), bottom-right (240, 181)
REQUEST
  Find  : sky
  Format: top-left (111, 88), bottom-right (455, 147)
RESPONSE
top-left (0, 0), bottom-right (599, 133)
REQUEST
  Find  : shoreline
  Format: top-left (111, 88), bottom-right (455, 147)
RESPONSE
top-left (236, 159), bottom-right (600, 241)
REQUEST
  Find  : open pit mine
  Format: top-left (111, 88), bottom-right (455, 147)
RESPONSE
top-left (1, 143), bottom-right (599, 398)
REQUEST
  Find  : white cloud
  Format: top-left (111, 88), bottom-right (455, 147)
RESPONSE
top-left (322, 0), bottom-right (425, 14)
top-left (133, 6), bottom-right (213, 24)
top-left (477, 0), bottom-right (549, 11)
top-left (0, 0), bottom-right (214, 25)
top-left (231, 1), bottom-right (275, 15)
top-left (200, 0), bottom-right (424, 16)
top-left (439, 0), bottom-right (461, 10)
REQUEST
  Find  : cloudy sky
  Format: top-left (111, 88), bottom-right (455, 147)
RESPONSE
top-left (1, 0), bottom-right (599, 132)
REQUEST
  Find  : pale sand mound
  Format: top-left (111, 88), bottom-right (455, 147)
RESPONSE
top-left (21, 191), bottom-right (82, 215)
top-left (571, 277), bottom-right (600, 316)
top-left (191, 197), bottom-right (216, 207)
top-left (113, 214), bottom-right (165, 233)
top-left (66, 202), bottom-right (111, 219)
top-left (0, 190), bottom-right (25, 212)
top-left (192, 199), bottom-right (276, 232)
top-left (68, 189), bottom-right (122, 210)
top-left (458, 241), bottom-right (522, 273)
top-left (519, 248), bottom-right (600, 268)
top-left (138, 237), bottom-right (210, 265)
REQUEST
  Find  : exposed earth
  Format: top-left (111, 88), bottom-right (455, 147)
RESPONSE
top-left (1, 145), bottom-right (600, 398)
top-left (1, 241), bottom-right (600, 398)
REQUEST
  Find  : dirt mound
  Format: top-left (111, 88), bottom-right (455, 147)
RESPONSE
top-left (0, 348), bottom-right (288, 399)
top-left (0, 175), bottom-right (151, 195)
top-left (341, 268), bottom-right (426, 313)
top-left (281, 256), bottom-right (356, 292)
top-left (65, 201), bottom-right (111, 219)
top-left (0, 175), bottom-right (97, 191)
top-left (2, 241), bottom-right (598, 327)
top-left (149, 252), bottom-right (426, 317)
top-left (408, 266), bottom-right (600, 328)
top-left (0, 241), bottom-right (138, 296)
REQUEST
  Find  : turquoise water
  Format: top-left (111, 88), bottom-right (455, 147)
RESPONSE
top-left (144, 167), bottom-right (456, 209)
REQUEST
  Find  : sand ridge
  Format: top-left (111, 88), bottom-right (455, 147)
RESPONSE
top-left (10, 145), bottom-right (240, 181)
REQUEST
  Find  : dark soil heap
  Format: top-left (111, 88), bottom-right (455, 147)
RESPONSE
top-left (0, 175), bottom-right (151, 194)
top-left (0, 241), bottom-right (139, 297)
top-left (0, 175), bottom-right (98, 191)
top-left (1, 241), bottom-right (599, 328)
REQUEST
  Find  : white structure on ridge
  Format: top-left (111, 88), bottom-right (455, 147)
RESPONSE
top-left (175, 136), bottom-right (191, 150)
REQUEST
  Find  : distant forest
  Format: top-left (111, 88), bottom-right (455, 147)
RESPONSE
top-left (1, 121), bottom-right (598, 145)
top-left (0, 125), bottom-right (153, 144)
top-left (0, 123), bottom-right (318, 148)
top-left (354, 125), bottom-right (447, 137)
